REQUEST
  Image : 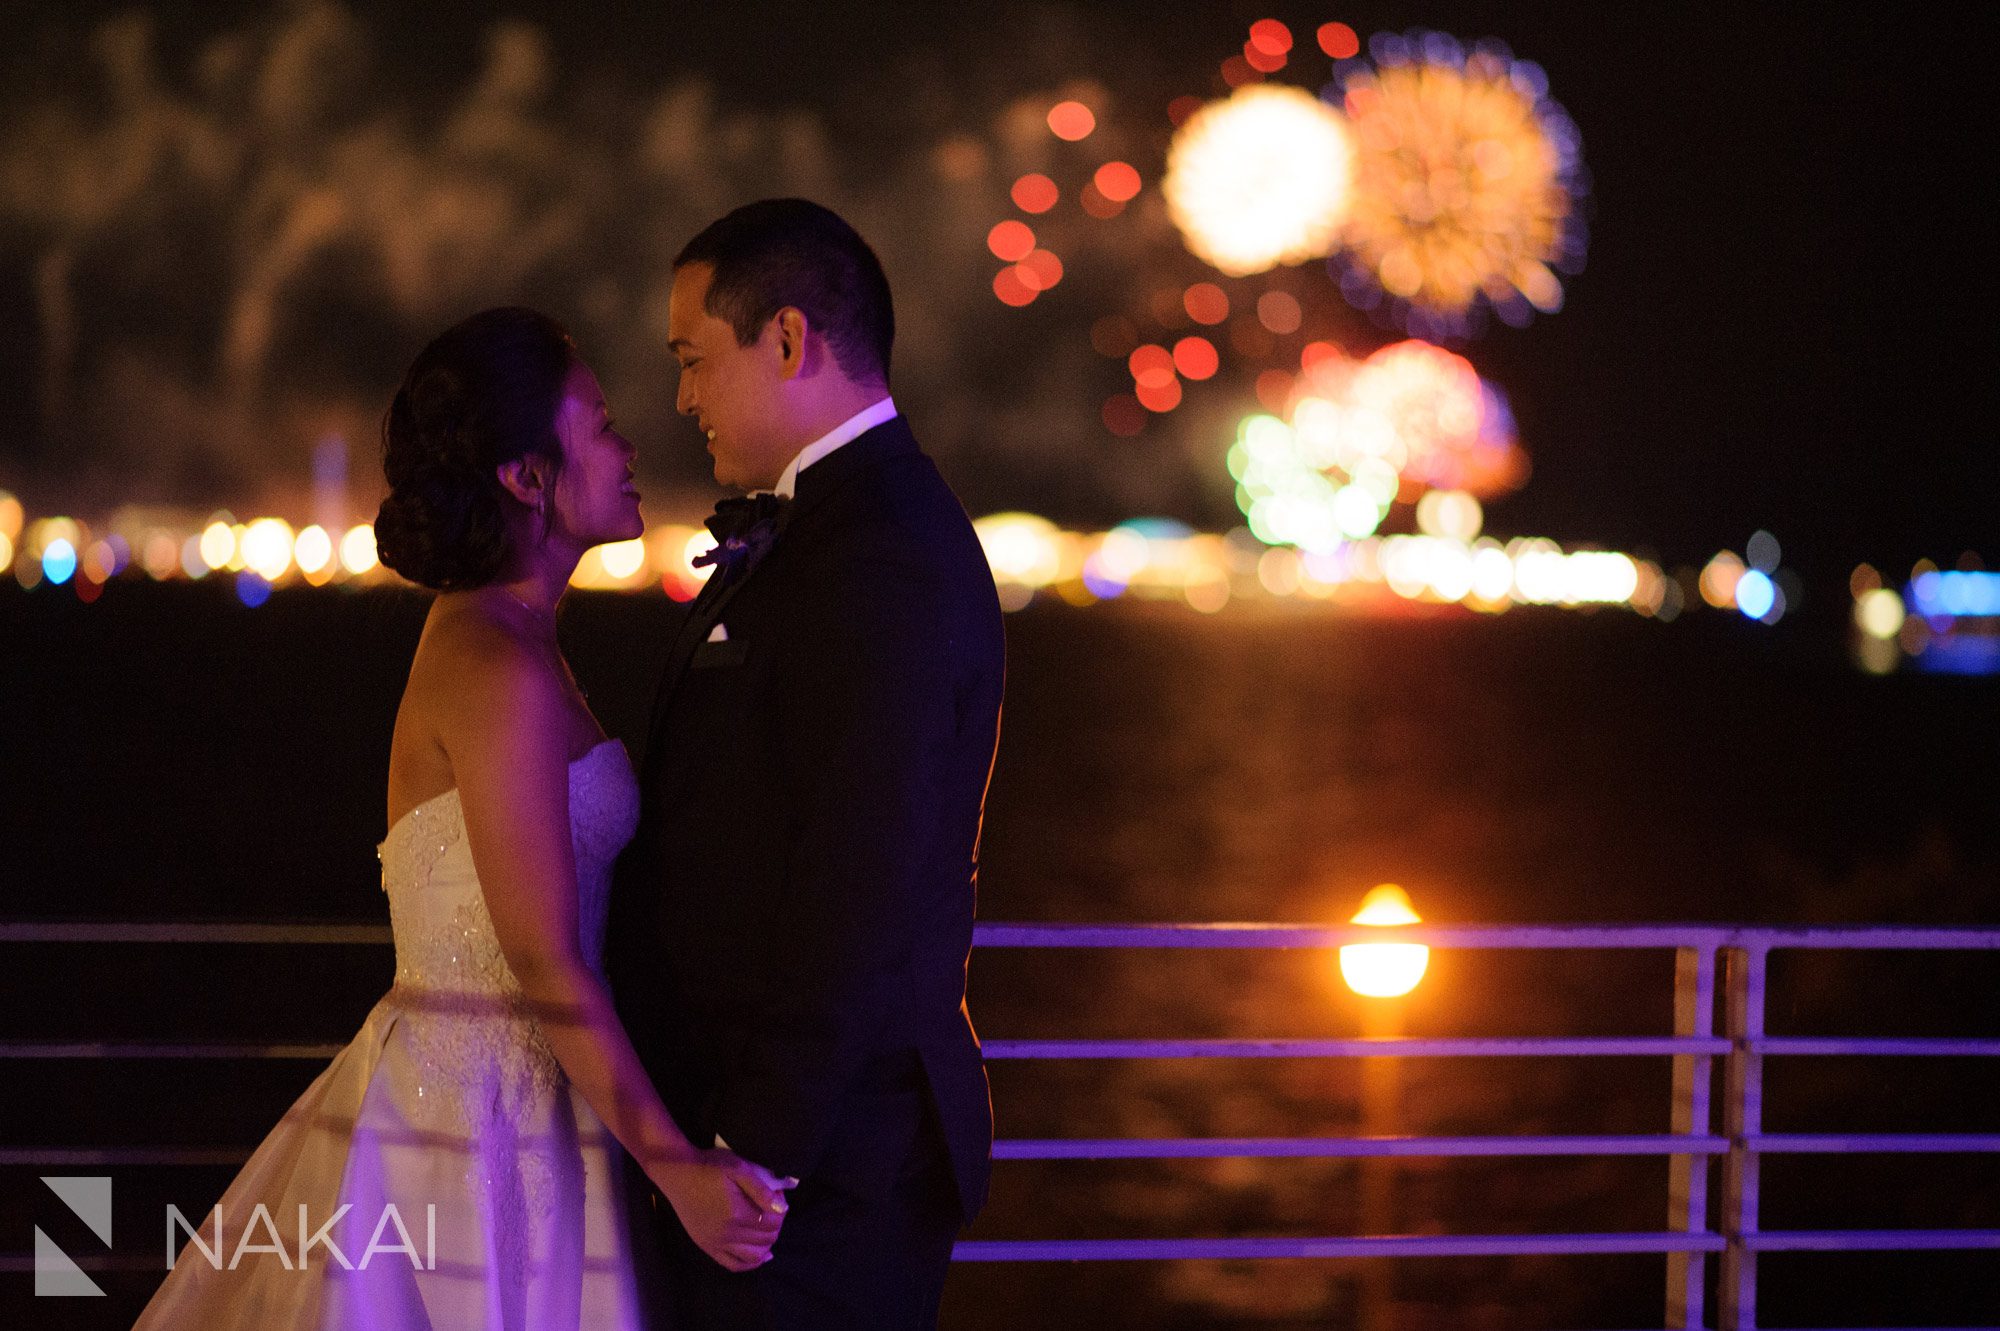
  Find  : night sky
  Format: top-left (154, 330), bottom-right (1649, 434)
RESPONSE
top-left (1, 2), bottom-right (1994, 589)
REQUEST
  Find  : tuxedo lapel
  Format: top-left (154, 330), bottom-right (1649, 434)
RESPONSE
top-left (642, 502), bottom-right (794, 761)
top-left (641, 419), bottom-right (921, 767)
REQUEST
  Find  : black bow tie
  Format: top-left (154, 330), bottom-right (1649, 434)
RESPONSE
top-left (693, 492), bottom-right (789, 575)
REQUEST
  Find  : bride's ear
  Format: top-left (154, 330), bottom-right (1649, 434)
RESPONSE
top-left (495, 457), bottom-right (550, 510)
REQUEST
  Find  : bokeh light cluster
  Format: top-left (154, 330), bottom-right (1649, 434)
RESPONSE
top-left (1696, 531), bottom-right (1792, 625)
top-left (1223, 339), bottom-right (1525, 555)
top-left (1158, 29), bottom-right (1587, 336)
top-left (1849, 558), bottom-right (2000, 676)
top-left (982, 17), bottom-right (1589, 425)
top-left (974, 510), bottom-right (1667, 617)
top-left (4, 487), bottom-right (1692, 623)
top-left (1290, 339), bottom-right (1526, 495)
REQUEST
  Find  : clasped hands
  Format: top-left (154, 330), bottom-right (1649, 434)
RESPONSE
top-left (648, 1144), bottom-right (799, 1272)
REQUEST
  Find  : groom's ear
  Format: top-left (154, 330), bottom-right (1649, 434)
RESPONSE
top-left (773, 307), bottom-right (810, 381)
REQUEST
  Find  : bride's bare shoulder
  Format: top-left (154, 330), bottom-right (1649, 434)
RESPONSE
top-left (409, 595), bottom-right (564, 727)
top-left (416, 593), bottom-right (514, 658)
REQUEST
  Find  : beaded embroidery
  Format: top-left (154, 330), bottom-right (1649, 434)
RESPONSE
top-left (372, 742), bottom-right (638, 1250)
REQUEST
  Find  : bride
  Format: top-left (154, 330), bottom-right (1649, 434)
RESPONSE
top-left (136, 307), bottom-right (790, 1329)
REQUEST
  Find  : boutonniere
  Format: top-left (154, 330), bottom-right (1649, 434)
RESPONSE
top-left (694, 492), bottom-right (789, 579)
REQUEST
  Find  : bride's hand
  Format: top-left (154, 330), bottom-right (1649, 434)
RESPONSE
top-left (650, 1149), bottom-right (799, 1272)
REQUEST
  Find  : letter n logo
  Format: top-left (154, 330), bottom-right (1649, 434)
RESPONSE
top-left (35, 1176), bottom-right (111, 1297)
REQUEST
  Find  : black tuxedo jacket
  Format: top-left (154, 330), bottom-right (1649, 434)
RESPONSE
top-left (609, 416), bottom-right (1003, 1221)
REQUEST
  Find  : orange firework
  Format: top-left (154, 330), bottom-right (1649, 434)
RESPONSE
top-left (1334, 33), bottom-right (1587, 336)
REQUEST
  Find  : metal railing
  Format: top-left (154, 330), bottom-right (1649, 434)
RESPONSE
top-left (3, 920), bottom-right (1998, 1328)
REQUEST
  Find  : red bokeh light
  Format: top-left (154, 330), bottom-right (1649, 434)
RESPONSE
top-left (1136, 377), bottom-right (1184, 413)
top-left (1047, 100), bottom-right (1096, 141)
top-left (1183, 282), bottom-right (1230, 325)
top-left (1128, 344), bottom-right (1176, 389)
top-left (1011, 173), bottom-right (1059, 214)
top-left (1244, 40), bottom-right (1287, 74)
top-left (1220, 55), bottom-right (1259, 87)
top-left (1102, 394), bottom-right (1146, 437)
top-left (1248, 19), bottom-right (1293, 55)
top-left (1300, 340), bottom-right (1342, 370)
top-left (1317, 22), bottom-right (1360, 59)
top-left (993, 267), bottom-right (1038, 307)
top-left (1257, 289), bottom-right (1303, 335)
top-left (1093, 161), bottom-right (1141, 203)
top-left (987, 220), bottom-right (1035, 262)
top-left (1167, 95), bottom-right (1203, 126)
top-left (1172, 336), bottom-right (1220, 381)
top-left (1018, 249), bottom-right (1064, 291)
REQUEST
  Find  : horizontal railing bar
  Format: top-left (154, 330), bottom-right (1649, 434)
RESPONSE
top-left (973, 923), bottom-right (1735, 949)
top-left (950, 1232), bottom-right (1729, 1261)
top-left (8, 920), bottom-right (1999, 950)
top-left (0, 1041), bottom-right (346, 1060)
top-left (0, 922), bottom-right (392, 945)
top-left (983, 1036), bottom-right (1732, 1059)
top-left (1749, 1133), bottom-right (2000, 1154)
top-left (1731, 927), bottom-right (2000, 950)
top-left (0, 1147), bottom-right (253, 1166)
top-left (6, 1233), bottom-right (1992, 1269)
top-left (1744, 1229), bottom-right (2000, 1252)
top-left (9, 1034), bottom-right (1985, 1063)
top-left (1754, 1037), bottom-right (2000, 1057)
top-left (31, 1032), bottom-right (1994, 1062)
top-left (994, 1134), bottom-right (1730, 1159)
top-left (971, 923), bottom-right (2000, 950)
top-left (8, 1135), bottom-right (1986, 1168)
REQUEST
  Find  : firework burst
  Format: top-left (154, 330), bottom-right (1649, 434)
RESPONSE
top-left (1161, 84), bottom-right (1356, 277)
top-left (1332, 31), bottom-right (1588, 337)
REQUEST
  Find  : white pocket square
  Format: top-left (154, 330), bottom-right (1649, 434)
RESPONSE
top-left (706, 623), bottom-right (729, 642)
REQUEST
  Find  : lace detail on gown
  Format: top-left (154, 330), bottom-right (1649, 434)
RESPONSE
top-left (134, 738), bottom-right (648, 1331)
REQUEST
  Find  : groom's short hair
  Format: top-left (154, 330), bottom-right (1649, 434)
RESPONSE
top-left (674, 199), bottom-right (894, 387)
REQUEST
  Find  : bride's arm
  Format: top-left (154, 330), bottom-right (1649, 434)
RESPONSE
top-left (436, 623), bottom-right (791, 1270)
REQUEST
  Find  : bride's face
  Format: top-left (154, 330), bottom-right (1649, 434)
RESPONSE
top-left (547, 359), bottom-right (643, 549)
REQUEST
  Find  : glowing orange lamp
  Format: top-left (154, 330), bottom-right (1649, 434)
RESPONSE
top-left (1338, 884), bottom-right (1430, 998)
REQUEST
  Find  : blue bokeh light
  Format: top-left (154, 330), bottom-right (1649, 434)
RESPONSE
top-left (42, 538), bottom-right (76, 585)
top-left (1735, 569), bottom-right (1776, 620)
top-left (1911, 570), bottom-right (2000, 618)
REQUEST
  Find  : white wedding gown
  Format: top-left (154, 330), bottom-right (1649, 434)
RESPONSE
top-left (135, 738), bottom-right (650, 1330)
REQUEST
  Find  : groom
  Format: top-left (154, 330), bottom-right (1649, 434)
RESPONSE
top-left (610, 198), bottom-right (1004, 1327)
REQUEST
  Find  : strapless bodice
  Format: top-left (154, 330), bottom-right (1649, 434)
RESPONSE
top-left (378, 738), bottom-right (639, 992)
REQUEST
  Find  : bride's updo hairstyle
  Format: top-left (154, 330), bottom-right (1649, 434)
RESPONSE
top-left (375, 307), bottom-right (576, 591)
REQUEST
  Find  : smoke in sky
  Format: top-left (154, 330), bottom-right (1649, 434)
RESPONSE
top-left (0, 2), bottom-right (1224, 524)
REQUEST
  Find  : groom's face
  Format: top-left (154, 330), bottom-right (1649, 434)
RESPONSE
top-left (668, 262), bottom-right (792, 491)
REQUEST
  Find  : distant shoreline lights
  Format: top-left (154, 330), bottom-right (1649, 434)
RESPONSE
top-left (2, 486), bottom-right (1689, 621)
top-left (1850, 561), bottom-right (2000, 676)
top-left (13, 485), bottom-right (1906, 636)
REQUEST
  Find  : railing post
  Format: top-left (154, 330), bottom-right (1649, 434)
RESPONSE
top-left (1666, 945), bottom-right (1716, 1328)
top-left (1357, 1003), bottom-right (1401, 1331)
top-left (1719, 944), bottom-right (1767, 1329)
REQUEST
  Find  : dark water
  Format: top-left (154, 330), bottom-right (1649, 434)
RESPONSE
top-left (3, 581), bottom-right (1997, 1328)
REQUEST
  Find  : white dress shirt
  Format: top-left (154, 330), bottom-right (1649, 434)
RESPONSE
top-left (771, 396), bottom-right (898, 499)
